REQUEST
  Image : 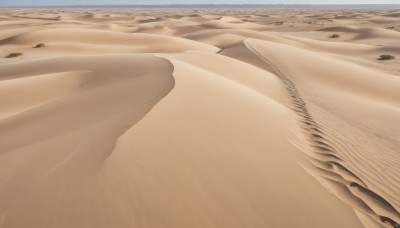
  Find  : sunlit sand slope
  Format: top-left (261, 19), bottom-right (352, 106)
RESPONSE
top-left (0, 8), bottom-right (399, 228)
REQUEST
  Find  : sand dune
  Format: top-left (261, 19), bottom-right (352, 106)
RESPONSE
top-left (242, 38), bottom-right (400, 226)
top-left (0, 28), bottom-right (219, 52)
top-left (0, 7), bottom-right (399, 228)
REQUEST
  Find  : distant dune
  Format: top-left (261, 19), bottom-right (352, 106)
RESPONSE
top-left (0, 7), bottom-right (399, 228)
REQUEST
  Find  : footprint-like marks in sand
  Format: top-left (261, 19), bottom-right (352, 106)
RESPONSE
top-left (244, 40), bottom-right (400, 228)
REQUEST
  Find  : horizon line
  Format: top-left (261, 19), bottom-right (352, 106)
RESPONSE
top-left (1, 3), bottom-right (400, 8)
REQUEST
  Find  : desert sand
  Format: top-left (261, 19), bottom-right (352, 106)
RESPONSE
top-left (0, 6), bottom-right (399, 228)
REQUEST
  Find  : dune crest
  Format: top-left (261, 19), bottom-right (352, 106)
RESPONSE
top-left (0, 7), bottom-right (399, 228)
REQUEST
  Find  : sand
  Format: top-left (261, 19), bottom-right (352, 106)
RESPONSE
top-left (0, 7), bottom-right (399, 228)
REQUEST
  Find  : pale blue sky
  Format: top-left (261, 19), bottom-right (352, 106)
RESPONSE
top-left (1, 0), bottom-right (399, 6)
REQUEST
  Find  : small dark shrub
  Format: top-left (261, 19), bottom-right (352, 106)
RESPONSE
top-left (5, 53), bottom-right (23, 58)
top-left (34, 43), bottom-right (45, 48)
top-left (330, 34), bottom-right (340, 38)
top-left (378, 54), bottom-right (395, 61)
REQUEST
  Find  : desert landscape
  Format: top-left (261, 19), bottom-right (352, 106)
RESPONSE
top-left (0, 6), bottom-right (399, 228)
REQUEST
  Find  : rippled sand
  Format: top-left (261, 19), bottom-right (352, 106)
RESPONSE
top-left (0, 7), bottom-right (399, 228)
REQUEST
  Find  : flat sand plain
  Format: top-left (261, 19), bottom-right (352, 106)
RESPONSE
top-left (0, 7), bottom-right (399, 228)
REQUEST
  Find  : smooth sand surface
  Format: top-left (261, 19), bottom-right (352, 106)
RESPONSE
top-left (0, 7), bottom-right (399, 228)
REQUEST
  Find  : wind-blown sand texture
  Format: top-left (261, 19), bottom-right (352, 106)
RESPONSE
top-left (0, 7), bottom-right (399, 228)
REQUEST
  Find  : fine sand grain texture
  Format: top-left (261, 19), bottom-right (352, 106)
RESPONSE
top-left (0, 7), bottom-right (399, 228)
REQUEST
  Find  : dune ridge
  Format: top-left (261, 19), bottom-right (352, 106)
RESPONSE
top-left (0, 7), bottom-right (399, 228)
top-left (244, 39), bottom-right (400, 227)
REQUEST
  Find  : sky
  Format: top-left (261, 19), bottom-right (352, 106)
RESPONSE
top-left (1, 0), bottom-right (399, 6)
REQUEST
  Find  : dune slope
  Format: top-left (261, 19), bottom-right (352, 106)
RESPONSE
top-left (0, 7), bottom-right (399, 228)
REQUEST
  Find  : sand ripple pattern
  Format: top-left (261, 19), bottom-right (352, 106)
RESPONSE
top-left (245, 40), bottom-right (400, 228)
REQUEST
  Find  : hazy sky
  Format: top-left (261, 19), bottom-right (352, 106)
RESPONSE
top-left (1, 0), bottom-right (399, 6)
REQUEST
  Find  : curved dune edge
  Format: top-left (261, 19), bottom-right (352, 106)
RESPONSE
top-left (0, 54), bottom-right (175, 227)
top-left (98, 54), bottom-right (364, 228)
top-left (242, 38), bottom-right (400, 227)
top-left (0, 54), bottom-right (365, 228)
top-left (0, 52), bottom-right (365, 228)
top-left (0, 8), bottom-right (399, 228)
